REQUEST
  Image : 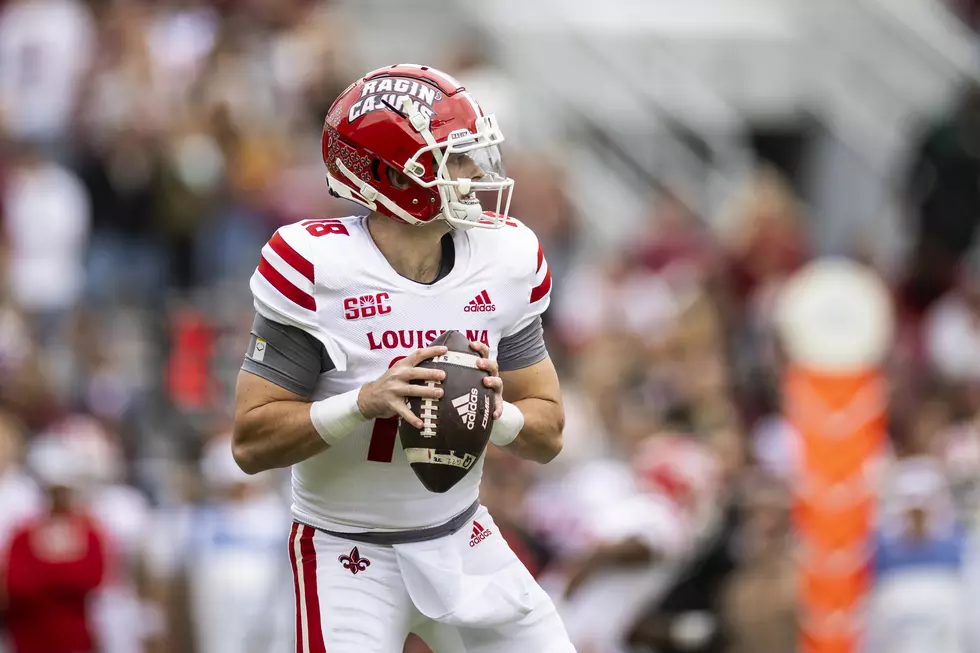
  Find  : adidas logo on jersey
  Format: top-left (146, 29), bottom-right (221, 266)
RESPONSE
top-left (464, 290), bottom-right (496, 312)
top-left (451, 390), bottom-right (479, 431)
top-left (470, 521), bottom-right (492, 547)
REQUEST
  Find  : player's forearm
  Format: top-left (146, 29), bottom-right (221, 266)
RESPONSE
top-left (499, 397), bottom-right (564, 464)
top-left (232, 400), bottom-right (327, 474)
top-left (596, 537), bottom-right (657, 567)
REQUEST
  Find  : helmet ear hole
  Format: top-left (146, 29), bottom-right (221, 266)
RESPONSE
top-left (385, 165), bottom-right (413, 190)
top-left (371, 159), bottom-right (382, 182)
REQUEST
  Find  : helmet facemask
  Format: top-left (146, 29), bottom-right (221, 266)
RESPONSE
top-left (398, 96), bottom-right (514, 231)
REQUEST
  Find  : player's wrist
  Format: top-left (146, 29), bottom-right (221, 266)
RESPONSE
top-left (490, 401), bottom-right (524, 447)
top-left (355, 383), bottom-right (375, 418)
top-left (310, 388), bottom-right (369, 446)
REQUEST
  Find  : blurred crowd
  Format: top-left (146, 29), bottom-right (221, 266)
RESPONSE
top-left (4, 1), bottom-right (980, 652)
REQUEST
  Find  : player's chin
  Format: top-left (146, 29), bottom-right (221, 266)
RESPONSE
top-left (420, 217), bottom-right (453, 236)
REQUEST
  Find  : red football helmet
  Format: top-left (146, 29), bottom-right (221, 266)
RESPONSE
top-left (632, 433), bottom-right (720, 514)
top-left (321, 64), bottom-right (513, 230)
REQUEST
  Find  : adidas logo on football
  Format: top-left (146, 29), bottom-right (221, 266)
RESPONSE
top-left (451, 390), bottom-right (479, 431)
top-left (464, 290), bottom-right (496, 312)
top-left (470, 521), bottom-right (492, 547)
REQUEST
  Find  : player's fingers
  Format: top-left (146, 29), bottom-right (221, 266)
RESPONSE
top-left (391, 398), bottom-right (423, 429)
top-left (483, 377), bottom-right (504, 419)
top-left (469, 341), bottom-right (490, 358)
top-left (476, 358), bottom-right (498, 375)
top-left (405, 346), bottom-right (448, 366)
top-left (483, 375), bottom-right (503, 391)
top-left (400, 366), bottom-right (446, 382)
top-left (398, 382), bottom-right (444, 399)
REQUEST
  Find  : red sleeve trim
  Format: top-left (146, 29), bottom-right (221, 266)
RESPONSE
top-left (258, 257), bottom-right (317, 311)
top-left (270, 232), bottom-right (314, 283)
top-left (530, 267), bottom-right (552, 303)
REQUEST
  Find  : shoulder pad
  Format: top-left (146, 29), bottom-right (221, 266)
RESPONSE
top-left (249, 220), bottom-right (349, 370)
top-left (499, 217), bottom-right (550, 303)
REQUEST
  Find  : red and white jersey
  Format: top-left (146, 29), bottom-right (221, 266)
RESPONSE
top-left (249, 215), bottom-right (552, 531)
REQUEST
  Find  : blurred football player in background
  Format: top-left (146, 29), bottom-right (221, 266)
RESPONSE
top-left (31, 416), bottom-right (161, 653)
top-left (3, 434), bottom-right (108, 653)
top-left (232, 64), bottom-right (573, 652)
top-left (867, 457), bottom-right (972, 653)
top-left (149, 433), bottom-right (292, 653)
top-left (531, 405), bottom-right (725, 653)
top-left (0, 412), bottom-right (42, 573)
top-left (0, 413), bottom-right (42, 653)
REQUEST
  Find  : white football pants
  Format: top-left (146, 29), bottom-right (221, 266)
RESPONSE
top-left (287, 506), bottom-right (576, 652)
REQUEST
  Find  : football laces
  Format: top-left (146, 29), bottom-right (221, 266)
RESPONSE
top-left (419, 379), bottom-right (441, 437)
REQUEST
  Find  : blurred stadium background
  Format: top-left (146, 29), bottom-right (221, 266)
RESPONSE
top-left (3, 0), bottom-right (980, 651)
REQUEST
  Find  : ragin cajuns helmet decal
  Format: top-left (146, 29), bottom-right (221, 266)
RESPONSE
top-left (346, 77), bottom-right (441, 123)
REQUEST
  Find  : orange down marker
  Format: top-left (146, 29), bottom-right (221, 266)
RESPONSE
top-left (776, 259), bottom-right (894, 653)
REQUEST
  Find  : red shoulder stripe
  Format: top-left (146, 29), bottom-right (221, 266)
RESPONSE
top-left (530, 267), bottom-right (552, 303)
top-left (270, 232), bottom-right (314, 283)
top-left (536, 242), bottom-right (544, 273)
top-left (259, 257), bottom-right (316, 311)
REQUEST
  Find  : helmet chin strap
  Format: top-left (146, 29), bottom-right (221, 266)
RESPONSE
top-left (444, 196), bottom-right (483, 231)
top-left (330, 158), bottom-right (425, 225)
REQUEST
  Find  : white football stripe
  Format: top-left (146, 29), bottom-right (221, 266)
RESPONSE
top-left (533, 258), bottom-right (550, 285)
top-left (261, 243), bottom-right (315, 294)
top-left (404, 447), bottom-right (477, 469)
top-left (432, 352), bottom-right (481, 369)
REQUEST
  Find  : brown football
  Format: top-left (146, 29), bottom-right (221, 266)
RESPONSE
top-left (399, 330), bottom-right (494, 493)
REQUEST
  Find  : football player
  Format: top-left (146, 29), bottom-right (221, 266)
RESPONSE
top-left (232, 64), bottom-right (574, 652)
top-left (543, 432), bottom-right (724, 653)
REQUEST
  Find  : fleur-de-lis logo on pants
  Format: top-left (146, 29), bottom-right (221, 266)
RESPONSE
top-left (338, 547), bottom-right (371, 575)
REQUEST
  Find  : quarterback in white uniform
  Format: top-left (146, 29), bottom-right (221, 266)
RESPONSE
top-left (232, 64), bottom-right (575, 652)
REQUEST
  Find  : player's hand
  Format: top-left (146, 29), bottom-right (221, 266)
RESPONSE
top-left (564, 538), bottom-right (658, 599)
top-left (470, 341), bottom-right (503, 420)
top-left (357, 346), bottom-right (448, 429)
top-left (562, 553), bottom-right (602, 600)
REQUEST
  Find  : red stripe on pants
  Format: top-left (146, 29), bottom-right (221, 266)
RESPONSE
top-left (299, 525), bottom-right (326, 653)
top-left (288, 523), bottom-right (303, 653)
